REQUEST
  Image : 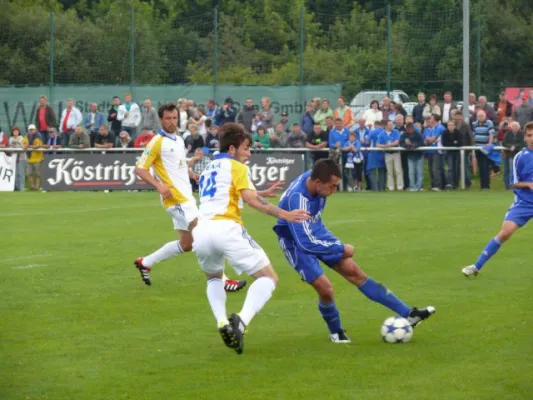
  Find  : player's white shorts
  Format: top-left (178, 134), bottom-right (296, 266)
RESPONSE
top-left (165, 198), bottom-right (199, 231)
top-left (192, 219), bottom-right (270, 276)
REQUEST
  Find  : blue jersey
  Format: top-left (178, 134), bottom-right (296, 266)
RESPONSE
top-left (273, 170), bottom-right (345, 255)
top-left (511, 147), bottom-right (533, 205)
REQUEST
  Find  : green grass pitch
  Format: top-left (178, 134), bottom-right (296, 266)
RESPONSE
top-left (1, 189), bottom-right (532, 400)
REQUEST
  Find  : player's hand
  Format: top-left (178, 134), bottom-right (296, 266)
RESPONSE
top-left (343, 244), bottom-right (354, 258)
top-left (157, 183), bottom-right (173, 199)
top-left (263, 181), bottom-right (285, 197)
top-left (283, 209), bottom-right (310, 223)
top-left (527, 182), bottom-right (533, 190)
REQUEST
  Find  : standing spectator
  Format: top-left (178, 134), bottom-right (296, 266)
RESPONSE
top-left (59, 98), bottom-right (82, 147)
top-left (94, 125), bottom-right (115, 149)
top-left (185, 124), bottom-right (205, 156)
top-left (205, 99), bottom-right (218, 121)
top-left (423, 95), bottom-right (441, 120)
top-left (395, 114), bottom-right (409, 190)
top-left (279, 112), bottom-right (290, 133)
top-left (21, 124), bottom-right (43, 191)
top-left (312, 97), bottom-right (322, 112)
top-left (107, 96), bottom-right (122, 136)
top-left (260, 97), bottom-right (275, 130)
top-left (251, 113), bottom-right (264, 133)
top-left (439, 91), bottom-right (457, 127)
top-left (354, 118), bottom-right (369, 141)
top-left (378, 120), bottom-right (403, 191)
top-left (424, 114), bottom-right (445, 191)
top-left (34, 95), bottom-right (57, 143)
top-left (142, 99), bottom-right (159, 132)
top-left (496, 92), bottom-right (513, 124)
top-left (387, 102), bottom-right (398, 122)
top-left (237, 98), bottom-right (257, 133)
top-left (188, 148), bottom-right (210, 192)
top-left (366, 120), bottom-right (386, 191)
top-left (195, 105), bottom-right (208, 137)
top-left (502, 121), bottom-right (524, 189)
top-left (472, 110), bottom-right (496, 190)
top-left (117, 93), bottom-right (141, 140)
top-left (342, 132), bottom-right (363, 192)
top-left (272, 123), bottom-right (288, 147)
top-left (0, 128), bottom-right (6, 147)
top-left (354, 118), bottom-right (370, 189)
top-left (314, 99), bottom-right (334, 131)
top-left (454, 111), bottom-right (474, 189)
top-left (205, 125), bottom-right (220, 149)
top-left (134, 129), bottom-right (155, 148)
top-left (176, 98), bottom-right (191, 134)
top-left (215, 97), bottom-right (237, 126)
top-left (68, 126), bottom-right (90, 149)
top-left (306, 123), bottom-right (329, 164)
top-left (84, 102), bottom-right (105, 147)
top-left (334, 96), bottom-right (354, 129)
top-left (478, 96), bottom-right (496, 121)
top-left (8, 127), bottom-right (25, 191)
top-left (285, 123), bottom-right (307, 148)
top-left (325, 116), bottom-right (334, 135)
top-left (252, 126), bottom-right (270, 149)
top-left (117, 131), bottom-right (133, 149)
top-left (512, 93), bottom-right (533, 129)
top-left (328, 118), bottom-right (349, 167)
top-left (381, 97), bottom-right (392, 120)
top-left (43, 127), bottom-right (61, 150)
top-left (301, 102), bottom-right (315, 135)
top-left (400, 123), bottom-right (424, 191)
top-left (442, 120), bottom-right (464, 189)
top-left (468, 93), bottom-right (477, 117)
top-left (362, 100), bottom-right (383, 128)
top-left (412, 93), bottom-right (426, 125)
top-left (269, 130), bottom-right (284, 148)
top-left (187, 100), bottom-right (198, 119)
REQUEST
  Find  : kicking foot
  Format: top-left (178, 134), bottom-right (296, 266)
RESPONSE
top-left (134, 257), bottom-right (151, 286)
top-left (218, 322), bottom-right (238, 350)
top-left (224, 279), bottom-right (247, 293)
top-left (407, 306), bottom-right (436, 328)
top-left (462, 264), bottom-right (480, 277)
top-left (229, 313), bottom-right (246, 355)
top-left (329, 330), bottom-right (351, 343)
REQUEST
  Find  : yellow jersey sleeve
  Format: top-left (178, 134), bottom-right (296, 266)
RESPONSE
top-left (136, 136), bottom-right (162, 170)
top-left (232, 162), bottom-right (255, 193)
top-left (21, 137), bottom-right (28, 147)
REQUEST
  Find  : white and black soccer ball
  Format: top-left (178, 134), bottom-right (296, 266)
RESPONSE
top-left (381, 316), bottom-right (413, 343)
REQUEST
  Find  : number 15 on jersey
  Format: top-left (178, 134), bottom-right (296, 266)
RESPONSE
top-left (199, 171), bottom-right (217, 198)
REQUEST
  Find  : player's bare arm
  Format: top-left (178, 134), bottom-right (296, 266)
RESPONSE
top-left (241, 189), bottom-right (309, 222)
top-left (188, 168), bottom-right (200, 182)
top-left (256, 181), bottom-right (285, 198)
top-left (511, 182), bottom-right (533, 190)
top-left (135, 167), bottom-right (173, 199)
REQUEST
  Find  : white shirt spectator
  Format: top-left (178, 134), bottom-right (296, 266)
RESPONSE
top-left (179, 110), bottom-right (188, 132)
top-left (117, 102), bottom-right (141, 128)
top-left (59, 107), bottom-right (83, 132)
top-left (442, 103), bottom-right (451, 123)
top-left (362, 108), bottom-right (383, 128)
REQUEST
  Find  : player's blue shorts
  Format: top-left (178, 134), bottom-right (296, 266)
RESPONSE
top-left (504, 202), bottom-right (533, 227)
top-left (277, 237), bottom-right (344, 284)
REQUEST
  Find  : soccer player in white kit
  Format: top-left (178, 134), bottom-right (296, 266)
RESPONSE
top-left (133, 103), bottom-right (246, 292)
top-left (193, 123), bottom-right (309, 354)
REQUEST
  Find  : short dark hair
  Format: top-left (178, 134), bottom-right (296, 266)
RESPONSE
top-left (432, 114), bottom-right (441, 122)
top-left (219, 123), bottom-right (252, 153)
top-left (158, 103), bottom-right (178, 119)
top-left (334, 118), bottom-right (342, 123)
top-left (293, 122), bottom-right (300, 126)
top-left (310, 159), bottom-right (341, 183)
top-left (524, 121), bottom-right (533, 132)
top-left (406, 122), bottom-right (414, 129)
top-left (113, 96), bottom-right (120, 100)
top-left (325, 116), bottom-right (334, 121)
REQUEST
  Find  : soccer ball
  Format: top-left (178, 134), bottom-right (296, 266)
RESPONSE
top-left (381, 316), bottom-right (413, 343)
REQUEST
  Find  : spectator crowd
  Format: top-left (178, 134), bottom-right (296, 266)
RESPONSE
top-left (1, 90), bottom-right (530, 192)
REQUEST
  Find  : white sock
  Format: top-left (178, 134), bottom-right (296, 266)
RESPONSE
top-left (239, 277), bottom-right (276, 326)
top-left (222, 273), bottom-right (228, 283)
top-left (143, 241), bottom-right (183, 268)
top-left (207, 278), bottom-right (228, 326)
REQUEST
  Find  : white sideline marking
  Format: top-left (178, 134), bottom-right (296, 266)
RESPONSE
top-left (0, 254), bottom-right (52, 263)
top-left (0, 204), bottom-right (153, 217)
top-left (11, 264), bottom-right (48, 270)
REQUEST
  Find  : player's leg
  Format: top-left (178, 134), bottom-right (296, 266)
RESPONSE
top-left (462, 212), bottom-right (526, 276)
top-left (278, 237), bottom-right (349, 342)
top-left (331, 256), bottom-right (435, 327)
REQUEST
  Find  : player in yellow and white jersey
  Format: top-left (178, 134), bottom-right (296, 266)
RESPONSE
top-left (192, 123), bottom-right (310, 354)
top-left (133, 103), bottom-right (246, 293)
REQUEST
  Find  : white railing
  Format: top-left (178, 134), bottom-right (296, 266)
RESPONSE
top-left (2, 146), bottom-right (508, 191)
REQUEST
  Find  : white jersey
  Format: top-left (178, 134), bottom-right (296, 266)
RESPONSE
top-left (198, 153), bottom-right (255, 225)
top-left (136, 131), bottom-right (193, 208)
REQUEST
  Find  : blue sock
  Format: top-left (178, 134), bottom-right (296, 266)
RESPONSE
top-left (358, 278), bottom-right (411, 318)
top-left (318, 301), bottom-right (343, 334)
top-left (475, 237), bottom-right (502, 270)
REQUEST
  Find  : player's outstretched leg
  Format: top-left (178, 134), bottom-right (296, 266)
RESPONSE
top-left (205, 277), bottom-right (239, 350)
top-left (334, 257), bottom-right (435, 328)
top-left (311, 275), bottom-right (351, 343)
top-left (462, 220), bottom-right (519, 277)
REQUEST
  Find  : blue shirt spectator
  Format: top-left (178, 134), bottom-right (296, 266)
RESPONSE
top-left (328, 119), bottom-right (349, 149)
top-left (423, 115), bottom-right (445, 154)
top-left (354, 122), bottom-right (370, 142)
top-left (366, 124), bottom-right (386, 171)
top-left (472, 116), bottom-right (496, 146)
top-left (343, 136), bottom-right (362, 164)
top-left (84, 103), bottom-right (105, 133)
top-left (301, 103), bottom-right (315, 135)
top-left (378, 125), bottom-right (401, 150)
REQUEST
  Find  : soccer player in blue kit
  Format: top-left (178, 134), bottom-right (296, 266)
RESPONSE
top-left (274, 159), bottom-right (435, 343)
top-left (462, 122), bottom-right (533, 276)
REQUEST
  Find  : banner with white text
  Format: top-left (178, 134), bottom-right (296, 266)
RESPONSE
top-left (0, 152), bottom-right (17, 192)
